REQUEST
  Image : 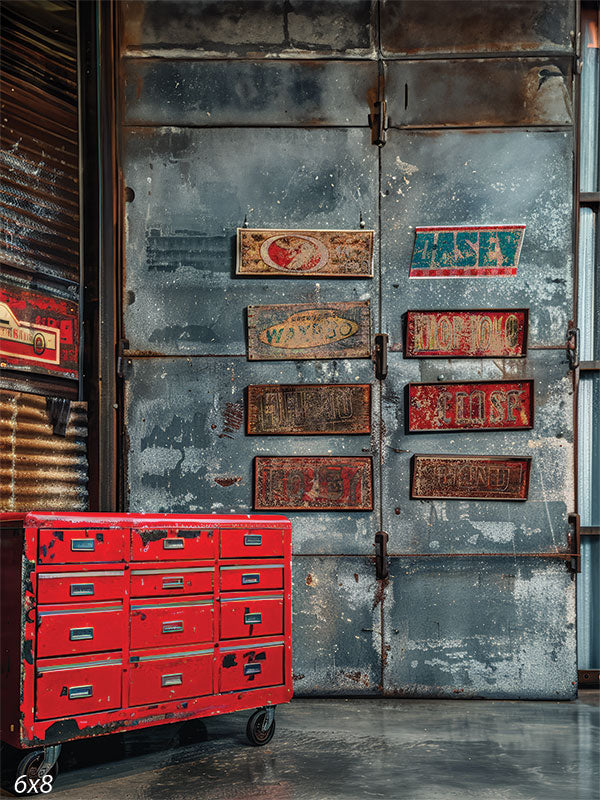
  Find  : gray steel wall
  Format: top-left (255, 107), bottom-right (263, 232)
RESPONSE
top-left (119, 0), bottom-right (577, 698)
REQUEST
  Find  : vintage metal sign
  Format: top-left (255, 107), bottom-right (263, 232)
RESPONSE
top-left (411, 455), bottom-right (532, 501)
top-left (0, 281), bottom-right (79, 379)
top-left (237, 228), bottom-right (374, 278)
top-left (254, 456), bottom-right (373, 511)
top-left (409, 225), bottom-right (526, 278)
top-left (407, 380), bottom-right (534, 433)
top-left (247, 384), bottom-right (371, 435)
top-left (247, 301), bottom-right (371, 361)
top-left (405, 309), bottom-right (528, 358)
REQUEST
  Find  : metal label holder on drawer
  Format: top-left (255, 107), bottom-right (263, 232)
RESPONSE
top-left (0, 512), bottom-right (292, 781)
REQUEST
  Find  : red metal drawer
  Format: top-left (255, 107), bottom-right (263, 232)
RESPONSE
top-left (220, 529), bottom-right (284, 559)
top-left (35, 653), bottom-right (122, 720)
top-left (129, 646), bottom-right (213, 706)
top-left (37, 569), bottom-right (126, 604)
top-left (219, 564), bottom-right (284, 592)
top-left (131, 529), bottom-right (215, 561)
top-left (219, 594), bottom-right (284, 640)
top-left (37, 601), bottom-right (125, 658)
top-left (38, 529), bottom-right (127, 564)
top-left (218, 642), bottom-right (284, 693)
top-left (130, 596), bottom-right (213, 649)
top-left (130, 563), bottom-right (213, 598)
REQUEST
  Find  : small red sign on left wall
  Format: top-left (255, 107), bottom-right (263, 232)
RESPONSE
top-left (0, 280), bottom-right (79, 379)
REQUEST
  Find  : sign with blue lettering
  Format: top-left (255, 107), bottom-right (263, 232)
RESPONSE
top-left (409, 225), bottom-right (525, 278)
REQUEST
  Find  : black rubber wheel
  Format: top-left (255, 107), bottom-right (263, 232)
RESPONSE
top-left (16, 750), bottom-right (58, 794)
top-left (246, 709), bottom-right (276, 746)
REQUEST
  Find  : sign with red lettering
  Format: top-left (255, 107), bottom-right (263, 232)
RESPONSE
top-left (0, 280), bottom-right (79, 378)
top-left (254, 456), bottom-right (373, 511)
top-left (409, 225), bottom-right (525, 278)
top-left (407, 380), bottom-right (534, 432)
top-left (405, 309), bottom-right (528, 358)
top-left (237, 228), bottom-right (374, 277)
top-left (247, 384), bottom-right (371, 435)
top-left (411, 455), bottom-right (532, 501)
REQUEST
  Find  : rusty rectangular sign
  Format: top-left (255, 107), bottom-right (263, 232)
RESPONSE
top-left (409, 225), bottom-right (526, 278)
top-left (237, 228), bottom-right (374, 277)
top-left (247, 301), bottom-right (371, 361)
top-left (407, 380), bottom-right (534, 433)
top-left (247, 384), bottom-right (371, 435)
top-left (0, 279), bottom-right (79, 379)
top-left (410, 455), bottom-right (532, 501)
top-left (254, 456), bottom-right (373, 511)
top-left (404, 309), bottom-right (528, 358)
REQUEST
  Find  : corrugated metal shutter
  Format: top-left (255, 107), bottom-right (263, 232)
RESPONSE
top-left (0, 0), bottom-right (88, 512)
top-left (0, 0), bottom-right (79, 283)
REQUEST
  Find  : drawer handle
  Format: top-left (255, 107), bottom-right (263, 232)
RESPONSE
top-left (244, 663), bottom-right (262, 676)
top-left (244, 535), bottom-right (262, 546)
top-left (70, 627), bottom-right (94, 641)
top-left (70, 583), bottom-right (95, 596)
top-left (241, 573), bottom-right (260, 585)
top-left (68, 685), bottom-right (93, 699)
top-left (71, 539), bottom-right (95, 552)
top-left (244, 612), bottom-right (262, 625)
top-left (163, 538), bottom-right (184, 550)
top-left (162, 577), bottom-right (184, 589)
top-left (161, 673), bottom-right (183, 687)
top-left (162, 621), bottom-right (184, 634)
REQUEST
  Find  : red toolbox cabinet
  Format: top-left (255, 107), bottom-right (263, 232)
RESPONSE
top-left (0, 513), bottom-right (292, 780)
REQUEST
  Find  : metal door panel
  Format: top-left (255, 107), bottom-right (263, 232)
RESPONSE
top-left (381, 129), bottom-right (573, 347)
top-left (383, 557), bottom-right (576, 699)
top-left (292, 556), bottom-right (381, 695)
top-left (123, 60), bottom-right (377, 127)
top-left (124, 357), bottom-right (378, 555)
top-left (121, 0), bottom-right (376, 59)
top-left (123, 127), bottom-right (377, 355)
top-left (381, 0), bottom-right (575, 57)
top-left (386, 58), bottom-right (573, 129)
top-left (382, 349), bottom-right (573, 555)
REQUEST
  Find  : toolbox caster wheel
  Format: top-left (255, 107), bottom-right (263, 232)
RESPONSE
top-left (16, 747), bottom-right (59, 794)
top-left (246, 707), bottom-right (276, 746)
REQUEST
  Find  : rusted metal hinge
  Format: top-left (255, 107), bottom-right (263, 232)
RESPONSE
top-left (375, 531), bottom-right (389, 580)
top-left (374, 333), bottom-right (388, 380)
top-left (369, 99), bottom-right (387, 147)
top-left (566, 325), bottom-right (579, 370)
top-left (116, 338), bottom-right (130, 379)
top-left (46, 397), bottom-right (71, 437)
top-left (567, 512), bottom-right (581, 574)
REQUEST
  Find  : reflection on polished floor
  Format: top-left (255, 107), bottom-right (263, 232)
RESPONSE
top-left (5, 695), bottom-right (599, 800)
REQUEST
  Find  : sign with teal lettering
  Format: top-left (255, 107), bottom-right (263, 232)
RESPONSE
top-left (409, 225), bottom-right (525, 278)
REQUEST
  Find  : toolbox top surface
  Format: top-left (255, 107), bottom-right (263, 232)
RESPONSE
top-left (0, 512), bottom-right (291, 528)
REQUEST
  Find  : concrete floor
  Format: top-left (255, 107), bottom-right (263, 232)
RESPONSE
top-left (3, 694), bottom-right (599, 799)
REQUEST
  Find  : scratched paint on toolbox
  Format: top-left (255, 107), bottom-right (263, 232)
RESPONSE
top-left (409, 225), bottom-right (525, 278)
top-left (247, 301), bottom-right (371, 361)
top-left (237, 229), bottom-right (374, 277)
top-left (407, 380), bottom-right (534, 433)
top-left (247, 384), bottom-right (371, 435)
top-left (255, 456), bottom-right (373, 511)
top-left (0, 280), bottom-right (78, 378)
top-left (411, 455), bottom-right (532, 501)
top-left (405, 309), bottom-right (528, 358)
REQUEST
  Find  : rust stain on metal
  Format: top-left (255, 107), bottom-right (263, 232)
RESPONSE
top-left (237, 228), bottom-right (374, 277)
top-left (214, 477), bottom-right (242, 487)
top-left (411, 454), bottom-right (532, 501)
top-left (222, 402), bottom-right (243, 433)
top-left (247, 384), bottom-right (371, 435)
top-left (405, 309), bottom-right (528, 358)
top-left (0, 390), bottom-right (88, 512)
top-left (247, 301), bottom-right (371, 361)
top-left (407, 380), bottom-right (534, 432)
top-left (254, 456), bottom-right (373, 511)
top-left (409, 225), bottom-right (525, 278)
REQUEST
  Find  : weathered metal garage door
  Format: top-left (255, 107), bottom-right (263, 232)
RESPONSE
top-left (119, 0), bottom-right (577, 698)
